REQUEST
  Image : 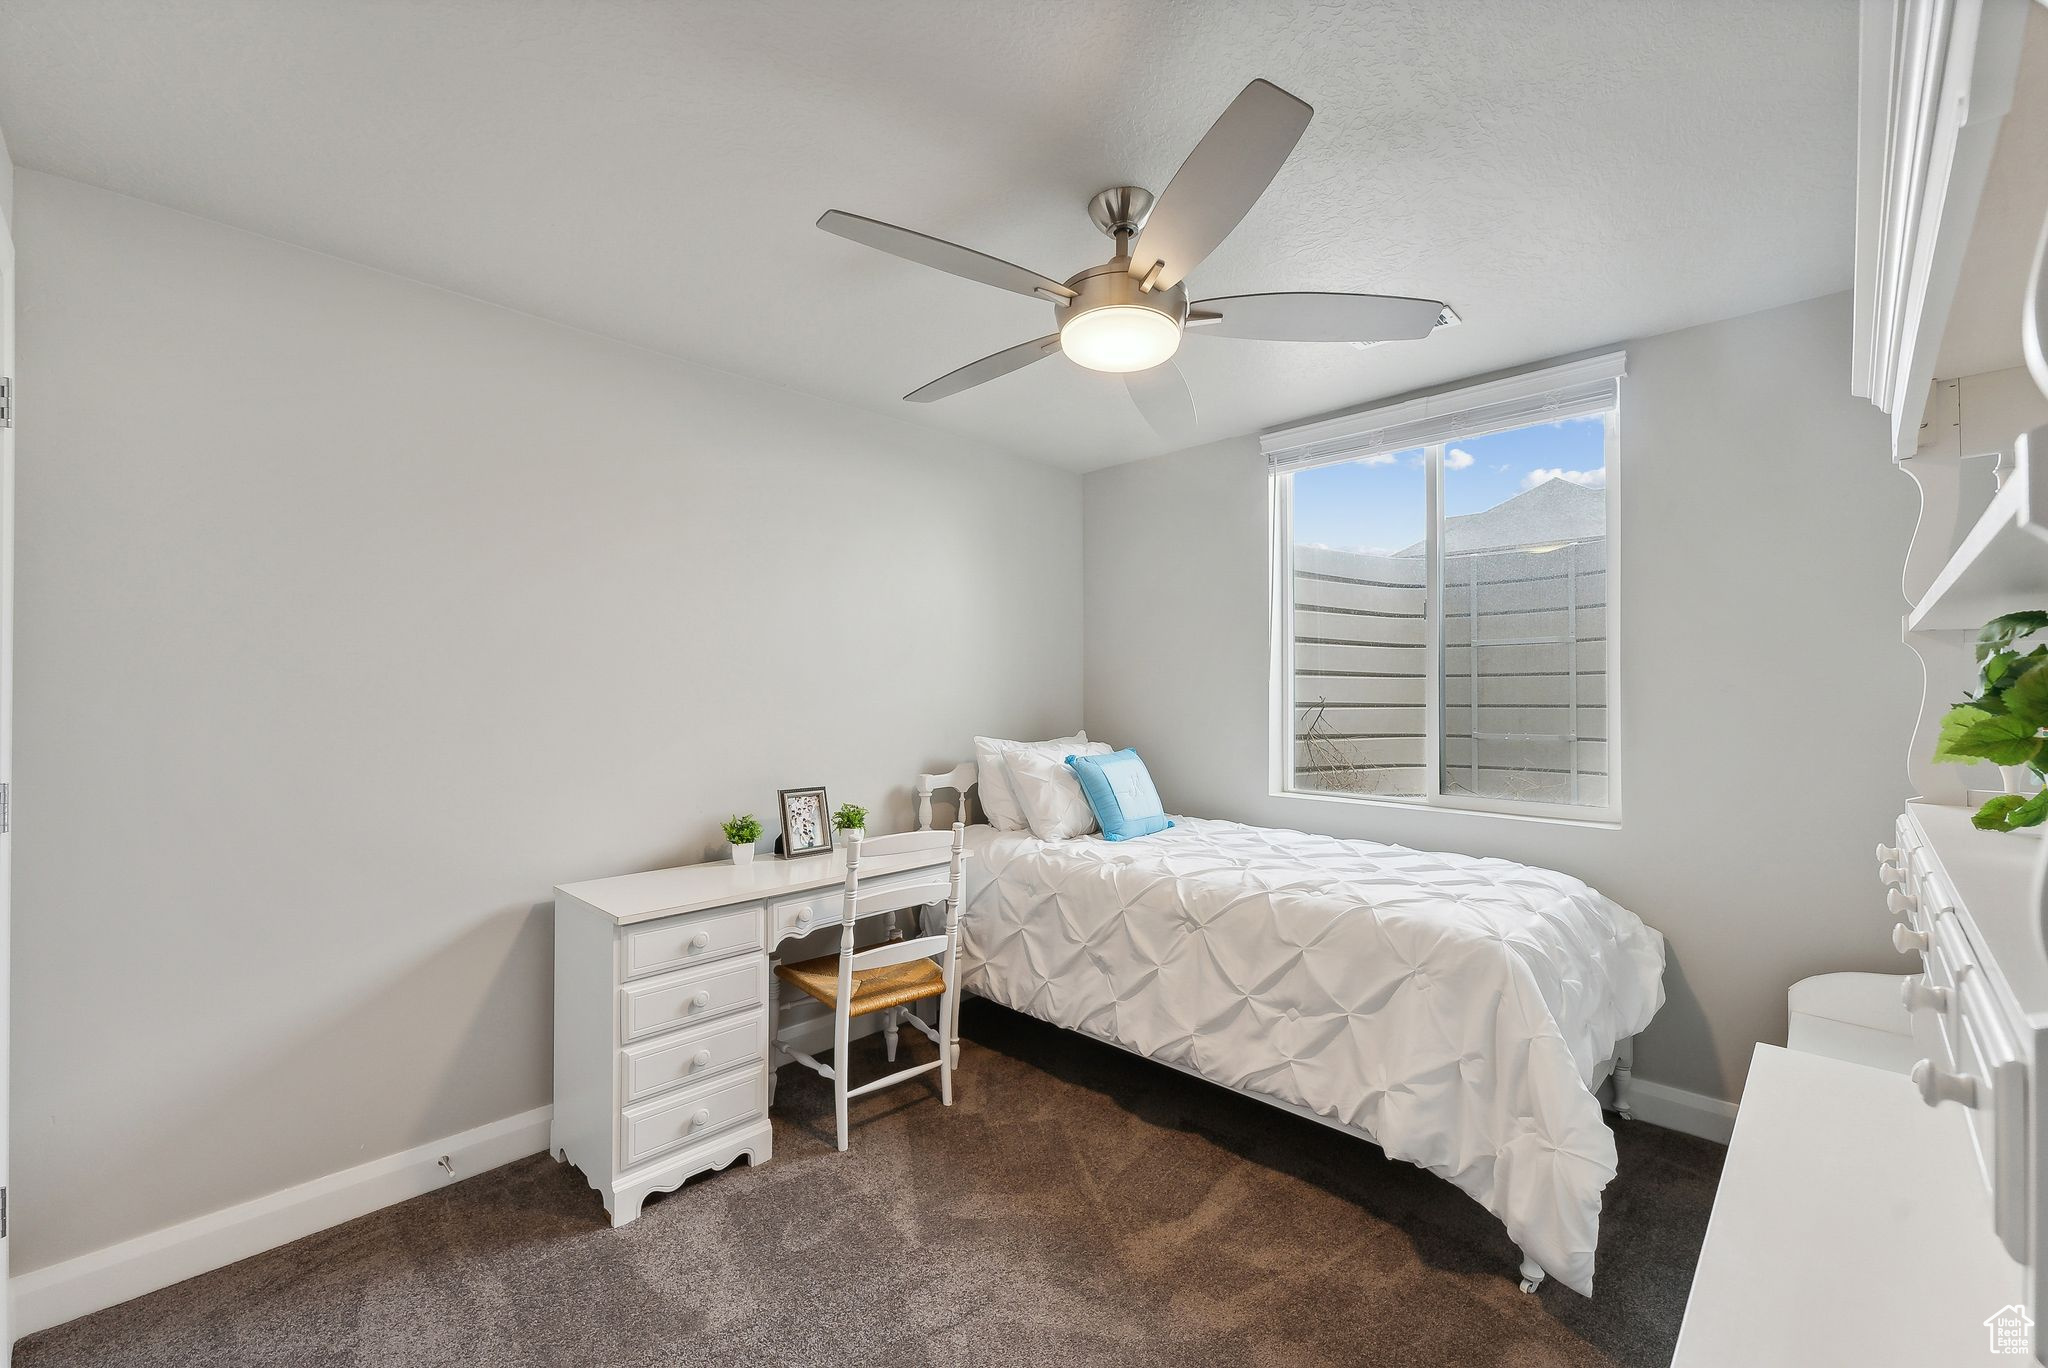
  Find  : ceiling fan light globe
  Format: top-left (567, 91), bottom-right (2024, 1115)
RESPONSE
top-left (1059, 306), bottom-right (1182, 373)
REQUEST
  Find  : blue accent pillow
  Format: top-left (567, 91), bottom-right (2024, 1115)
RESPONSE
top-left (1066, 749), bottom-right (1174, 841)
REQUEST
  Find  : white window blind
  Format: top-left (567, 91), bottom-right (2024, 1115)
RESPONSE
top-left (1263, 352), bottom-right (1627, 473)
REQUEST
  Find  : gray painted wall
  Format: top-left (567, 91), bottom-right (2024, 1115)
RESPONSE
top-left (1082, 292), bottom-right (1918, 1106)
top-left (11, 171), bottom-right (1083, 1270)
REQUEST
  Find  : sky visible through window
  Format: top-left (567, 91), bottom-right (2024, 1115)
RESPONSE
top-left (1290, 415), bottom-right (1607, 554)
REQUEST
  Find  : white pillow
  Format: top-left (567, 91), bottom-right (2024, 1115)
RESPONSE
top-left (973, 732), bottom-right (1087, 832)
top-left (1007, 743), bottom-right (1112, 841)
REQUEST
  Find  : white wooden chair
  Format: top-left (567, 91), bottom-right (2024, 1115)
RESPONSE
top-left (771, 824), bottom-right (965, 1151)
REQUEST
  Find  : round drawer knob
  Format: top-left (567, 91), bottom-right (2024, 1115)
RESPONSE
top-left (1911, 1059), bottom-right (1978, 1109)
top-left (690, 990), bottom-right (711, 1010)
top-left (1901, 976), bottom-right (1950, 1013)
top-left (690, 931), bottom-right (711, 951)
top-left (691, 1049), bottom-right (712, 1071)
top-left (1893, 923), bottom-right (1929, 955)
top-left (796, 910), bottom-right (812, 928)
top-left (689, 1108), bottom-right (712, 1131)
top-left (1886, 887), bottom-right (1917, 917)
top-left (1879, 864), bottom-right (1906, 887)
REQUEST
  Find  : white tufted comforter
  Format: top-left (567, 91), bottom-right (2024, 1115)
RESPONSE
top-left (959, 818), bottom-right (1666, 1295)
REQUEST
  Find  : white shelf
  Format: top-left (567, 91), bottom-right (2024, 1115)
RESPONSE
top-left (1907, 429), bottom-right (2048, 631)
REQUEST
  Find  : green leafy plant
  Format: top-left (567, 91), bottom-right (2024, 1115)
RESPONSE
top-left (721, 813), bottom-right (762, 845)
top-left (1934, 610), bottom-right (2048, 830)
top-left (832, 802), bottom-right (868, 833)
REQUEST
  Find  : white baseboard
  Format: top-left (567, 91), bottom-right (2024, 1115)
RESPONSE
top-left (9, 1105), bottom-right (553, 1339)
top-left (1626, 1077), bottom-right (1739, 1144)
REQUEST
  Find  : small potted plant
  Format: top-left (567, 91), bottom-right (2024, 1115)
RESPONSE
top-left (722, 813), bottom-right (763, 865)
top-left (1934, 610), bottom-right (2048, 831)
top-left (833, 802), bottom-right (868, 844)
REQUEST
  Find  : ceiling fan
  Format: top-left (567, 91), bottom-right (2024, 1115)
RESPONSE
top-left (817, 78), bottom-right (1452, 438)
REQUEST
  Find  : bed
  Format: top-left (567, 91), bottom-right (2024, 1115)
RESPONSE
top-left (914, 763), bottom-right (1666, 1296)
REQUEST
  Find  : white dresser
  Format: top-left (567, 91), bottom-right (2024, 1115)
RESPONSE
top-left (1675, 811), bottom-right (2044, 1366)
top-left (551, 845), bottom-right (950, 1225)
top-left (1890, 804), bottom-right (2046, 1273)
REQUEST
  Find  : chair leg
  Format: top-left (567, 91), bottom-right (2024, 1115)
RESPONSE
top-left (882, 1005), bottom-right (900, 1063)
top-left (948, 988), bottom-right (962, 1070)
top-left (939, 994), bottom-right (955, 1107)
top-left (833, 998), bottom-right (851, 1153)
top-left (834, 1066), bottom-right (849, 1152)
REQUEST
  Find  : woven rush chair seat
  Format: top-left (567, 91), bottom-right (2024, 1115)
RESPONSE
top-left (775, 952), bottom-right (946, 1018)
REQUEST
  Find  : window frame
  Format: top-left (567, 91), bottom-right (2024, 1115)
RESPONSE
top-left (1266, 356), bottom-right (1624, 826)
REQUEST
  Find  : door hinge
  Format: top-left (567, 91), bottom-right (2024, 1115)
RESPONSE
top-left (0, 376), bottom-right (11, 428)
top-left (3, 1186), bottom-right (10, 1238)
top-left (2, 782), bottom-right (12, 834)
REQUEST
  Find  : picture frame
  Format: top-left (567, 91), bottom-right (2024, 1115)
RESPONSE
top-left (777, 785), bottom-right (833, 859)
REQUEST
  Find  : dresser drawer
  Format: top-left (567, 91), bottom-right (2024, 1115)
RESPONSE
top-left (621, 1069), bottom-right (767, 1169)
top-left (621, 904), bottom-right (764, 981)
top-left (620, 1009), bottom-right (766, 1104)
top-left (1948, 966), bottom-right (2029, 1264)
top-left (620, 956), bottom-right (766, 1043)
top-left (1905, 921), bottom-right (1963, 1073)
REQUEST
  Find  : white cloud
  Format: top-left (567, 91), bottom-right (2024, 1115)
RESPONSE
top-left (1521, 467), bottom-right (1607, 491)
top-left (1444, 447), bottom-right (1475, 470)
top-left (1357, 451), bottom-right (1397, 466)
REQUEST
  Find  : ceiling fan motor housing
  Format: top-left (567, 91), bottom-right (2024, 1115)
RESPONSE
top-left (1059, 260), bottom-right (1188, 326)
top-left (1055, 258), bottom-right (1189, 372)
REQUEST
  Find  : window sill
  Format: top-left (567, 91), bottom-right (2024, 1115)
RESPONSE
top-left (1269, 786), bottom-right (1622, 831)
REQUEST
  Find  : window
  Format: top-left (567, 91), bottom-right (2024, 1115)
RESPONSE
top-left (1267, 354), bottom-right (1622, 820)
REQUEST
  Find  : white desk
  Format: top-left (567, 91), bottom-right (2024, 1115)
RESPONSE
top-left (1674, 1044), bottom-right (2024, 1366)
top-left (551, 845), bottom-right (950, 1224)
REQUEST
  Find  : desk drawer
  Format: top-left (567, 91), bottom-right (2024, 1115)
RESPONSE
top-left (622, 904), bottom-right (763, 981)
top-left (771, 891), bottom-right (839, 946)
top-left (620, 956), bottom-right (765, 1044)
top-left (620, 1069), bottom-right (766, 1169)
top-left (621, 1009), bottom-right (765, 1104)
top-left (770, 868), bottom-right (949, 947)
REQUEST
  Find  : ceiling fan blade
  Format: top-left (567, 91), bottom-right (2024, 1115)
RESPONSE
top-left (1123, 361), bottom-right (1198, 438)
top-left (819, 211), bottom-right (1076, 302)
top-left (1189, 292), bottom-right (1447, 342)
top-left (1128, 79), bottom-right (1313, 291)
top-left (905, 334), bottom-right (1064, 403)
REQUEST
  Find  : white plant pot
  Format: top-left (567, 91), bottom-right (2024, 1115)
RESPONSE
top-left (839, 828), bottom-right (863, 846)
top-left (729, 843), bottom-right (756, 867)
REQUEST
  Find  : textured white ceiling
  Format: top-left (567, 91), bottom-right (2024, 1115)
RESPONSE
top-left (0, 0), bottom-right (1859, 471)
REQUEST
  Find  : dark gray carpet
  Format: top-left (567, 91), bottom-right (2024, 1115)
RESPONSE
top-left (15, 1001), bottom-right (1722, 1367)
